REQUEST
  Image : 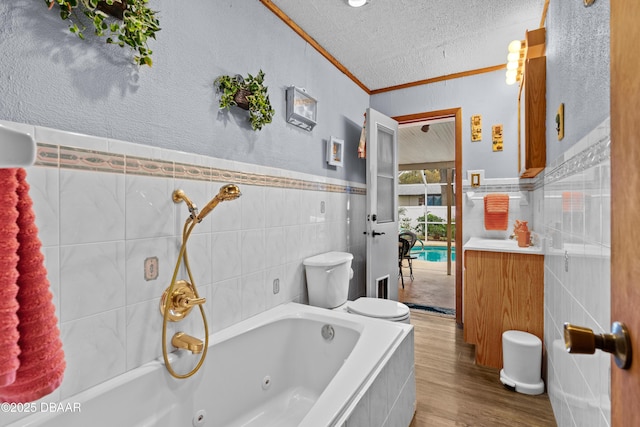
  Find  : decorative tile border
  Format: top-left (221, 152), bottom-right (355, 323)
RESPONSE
top-left (59, 145), bottom-right (125, 173)
top-left (461, 177), bottom-right (535, 194)
top-left (35, 143), bottom-right (366, 195)
top-left (545, 134), bottom-right (610, 186)
top-left (461, 182), bottom-right (529, 194)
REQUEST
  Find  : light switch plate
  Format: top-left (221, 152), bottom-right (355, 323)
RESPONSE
top-left (466, 170), bottom-right (485, 187)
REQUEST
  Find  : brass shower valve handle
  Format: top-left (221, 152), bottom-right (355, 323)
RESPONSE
top-left (175, 294), bottom-right (206, 309)
top-left (160, 280), bottom-right (206, 322)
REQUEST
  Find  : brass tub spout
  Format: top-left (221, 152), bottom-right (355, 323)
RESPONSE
top-left (172, 332), bottom-right (204, 354)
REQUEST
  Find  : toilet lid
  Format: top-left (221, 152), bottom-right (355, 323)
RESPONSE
top-left (346, 297), bottom-right (410, 320)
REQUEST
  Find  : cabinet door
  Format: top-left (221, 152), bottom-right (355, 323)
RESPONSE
top-left (463, 250), bottom-right (544, 368)
top-left (524, 56), bottom-right (546, 171)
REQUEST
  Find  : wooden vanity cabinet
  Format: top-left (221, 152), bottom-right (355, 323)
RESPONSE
top-left (463, 250), bottom-right (544, 369)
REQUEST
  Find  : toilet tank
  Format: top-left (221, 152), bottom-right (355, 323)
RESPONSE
top-left (303, 252), bottom-right (353, 309)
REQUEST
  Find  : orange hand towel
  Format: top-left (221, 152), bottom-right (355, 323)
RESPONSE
top-left (0, 169), bottom-right (20, 387)
top-left (562, 191), bottom-right (585, 212)
top-left (0, 169), bottom-right (65, 403)
top-left (484, 193), bottom-right (509, 231)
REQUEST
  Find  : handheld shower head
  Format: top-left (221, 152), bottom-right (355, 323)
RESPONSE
top-left (195, 184), bottom-right (241, 222)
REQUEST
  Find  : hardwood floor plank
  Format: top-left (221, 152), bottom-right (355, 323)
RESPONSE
top-left (409, 310), bottom-right (556, 426)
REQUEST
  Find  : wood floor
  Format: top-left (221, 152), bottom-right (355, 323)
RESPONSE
top-left (409, 310), bottom-right (556, 427)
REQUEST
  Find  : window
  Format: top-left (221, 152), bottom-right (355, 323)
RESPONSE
top-left (427, 195), bottom-right (442, 206)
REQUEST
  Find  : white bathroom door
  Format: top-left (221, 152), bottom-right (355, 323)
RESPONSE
top-left (365, 108), bottom-right (399, 300)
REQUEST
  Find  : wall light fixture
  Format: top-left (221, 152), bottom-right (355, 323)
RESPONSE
top-left (506, 28), bottom-right (546, 86)
top-left (505, 40), bottom-right (525, 85)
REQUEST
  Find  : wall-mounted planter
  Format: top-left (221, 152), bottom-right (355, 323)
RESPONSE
top-left (234, 89), bottom-right (252, 111)
top-left (45, 0), bottom-right (160, 66)
top-left (214, 70), bottom-right (275, 131)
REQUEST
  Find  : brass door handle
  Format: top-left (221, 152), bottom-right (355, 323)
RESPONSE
top-left (564, 322), bottom-right (632, 369)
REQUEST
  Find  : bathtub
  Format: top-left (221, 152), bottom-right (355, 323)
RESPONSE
top-left (10, 302), bottom-right (415, 427)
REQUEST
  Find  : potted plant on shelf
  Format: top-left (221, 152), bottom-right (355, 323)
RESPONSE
top-left (45, 0), bottom-right (160, 67)
top-left (214, 70), bottom-right (275, 131)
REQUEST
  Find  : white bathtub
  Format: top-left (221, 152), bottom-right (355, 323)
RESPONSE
top-left (10, 302), bottom-right (414, 427)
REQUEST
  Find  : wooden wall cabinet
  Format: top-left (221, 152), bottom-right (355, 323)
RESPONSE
top-left (463, 250), bottom-right (544, 369)
top-left (519, 28), bottom-right (546, 179)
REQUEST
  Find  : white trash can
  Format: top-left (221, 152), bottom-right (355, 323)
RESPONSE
top-left (499, 330), bottom-right (544, 395)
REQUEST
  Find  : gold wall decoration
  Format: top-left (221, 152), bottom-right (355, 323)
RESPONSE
top-left (555, 103), bottom-right (565, 140)
top-left (471, 115), bottom-right (482, 141)
top-left (492, 124), bottom-right (504, 152)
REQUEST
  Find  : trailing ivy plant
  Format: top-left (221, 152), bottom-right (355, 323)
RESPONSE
top-left (45, 0), bottom-right (160, 67)
top-left (214, 70), bottom-right (275, 131)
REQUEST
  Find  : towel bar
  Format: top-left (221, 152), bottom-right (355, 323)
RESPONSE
top-left (466, 192), bottom-right (529, 206)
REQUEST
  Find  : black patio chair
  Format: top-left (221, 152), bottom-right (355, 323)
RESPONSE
top-left (398, 236), bottom-right (411, 288)
top-left (399, 230), bottom-right (423, 282)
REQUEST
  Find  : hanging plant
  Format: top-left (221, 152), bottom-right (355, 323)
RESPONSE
top-left (45, 0), bottom-right (161, 67)
top-left (214, 70), bottom-right (275, 131)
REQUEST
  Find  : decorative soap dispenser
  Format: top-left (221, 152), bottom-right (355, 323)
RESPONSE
top-left (515, 221), bottom-right (530, 247)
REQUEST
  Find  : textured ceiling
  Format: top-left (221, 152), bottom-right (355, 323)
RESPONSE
top-left (265, 0), bottom-right (545, 91)
top-left (263, 0), bottom-right (545, 168)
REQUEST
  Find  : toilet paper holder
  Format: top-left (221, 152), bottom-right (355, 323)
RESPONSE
top-left (563, 322), bottom-right (631, 369)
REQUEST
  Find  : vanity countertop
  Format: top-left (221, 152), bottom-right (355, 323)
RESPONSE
top-left (463, 237), bottom-right (543, 255)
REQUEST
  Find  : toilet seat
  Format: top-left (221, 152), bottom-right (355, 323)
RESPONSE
top-left (346, 297), bottom-right (410, 322)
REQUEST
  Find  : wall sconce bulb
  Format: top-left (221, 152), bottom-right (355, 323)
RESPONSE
top-left (508, 40), bottom-right (523, 53)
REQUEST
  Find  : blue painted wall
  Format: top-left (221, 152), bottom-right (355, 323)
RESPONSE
top-left (371, 70), bottom-right (521, 179)
top-left (0, 0), bottom-right (610, 183)
top-left (546, 0), bottom-right (609, 162)
top-left (0, 0), bottom-right (368, 183)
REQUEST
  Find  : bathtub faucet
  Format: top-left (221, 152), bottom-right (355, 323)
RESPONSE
top-left (172, 332), bottom-right (204, 354)
top-left (162, 184), bottom-right (241, 379)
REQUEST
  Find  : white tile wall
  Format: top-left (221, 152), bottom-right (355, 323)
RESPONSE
top-left (543, 118), bottom-right (611, 427)
top-left (341, 328), bottom-right (415, 427)
top-left (0, 120), bottom-right (367, 402)
top-left (462, 177), bottom-right (535, 244)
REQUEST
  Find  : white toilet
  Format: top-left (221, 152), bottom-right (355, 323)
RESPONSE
top-left (303, 251), bottom-right (411, 323)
